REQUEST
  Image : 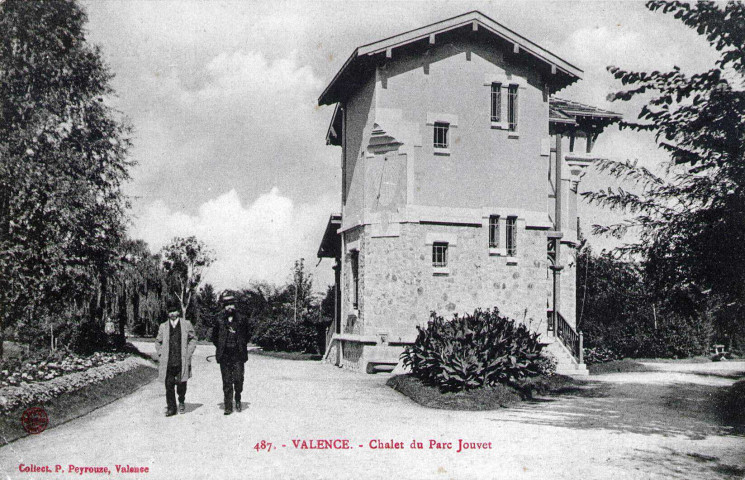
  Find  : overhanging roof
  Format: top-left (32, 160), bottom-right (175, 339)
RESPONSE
top-left (317, 214), bottom-right (342, 258)
top-left (319, 11), bottom-right (584, 106)
top-left (551, 97), bottom-right (623, 121)
top-left (550, 97), bottom-right (622, 131)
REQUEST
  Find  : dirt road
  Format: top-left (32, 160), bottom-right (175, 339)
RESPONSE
top-left (1, 343), bottom-right (743, 479)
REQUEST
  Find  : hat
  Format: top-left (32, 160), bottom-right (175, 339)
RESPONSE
top-left (220, 292), bottom-right (236, 306)
top-left (166, 302), bottom-right (181, 314)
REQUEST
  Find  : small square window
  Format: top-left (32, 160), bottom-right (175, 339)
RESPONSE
top-left (433, 122), bottom-right (449, 149)
top-left (488, 215), bottom-right (500, 248)
top-left (432, 242), bottom-right (448, 267)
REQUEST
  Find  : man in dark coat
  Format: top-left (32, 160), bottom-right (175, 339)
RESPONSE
top-left (156, 306), bottom-right (197, 417)
top-left (211, 293), bottom-right (249, 415)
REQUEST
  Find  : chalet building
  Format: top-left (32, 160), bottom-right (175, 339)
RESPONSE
top-left (317, 11), bottom-right (620, 375)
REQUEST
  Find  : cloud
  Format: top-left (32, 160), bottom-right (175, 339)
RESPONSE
top-left (131, 188), bottom-right (338, 292)
top-left (123, 47), bottom-right (338, 214)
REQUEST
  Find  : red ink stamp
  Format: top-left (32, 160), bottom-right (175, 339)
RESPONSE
top-left (21, 407), bottom-right (49, 434)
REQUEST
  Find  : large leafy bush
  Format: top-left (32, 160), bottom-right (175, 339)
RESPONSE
top-left (251, 315), bottom-right (325, 354)
top-left (401, 308), bottom-right (548, 392)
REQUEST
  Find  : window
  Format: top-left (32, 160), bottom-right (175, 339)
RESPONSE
top-left (488, 215), bottom-right (500, 248)
top-left (490, 83), bottom-right (501, 122)
top-left (507, 85), bottom-right (518, 132)
top-left (351, 251), bottom-right (359, 309)
top-left (433, 122), bottom-right (449, 149)
top-left (432, 242), bottom-right (448, 267)
top-left (506, 216), bottom-right (517, 256)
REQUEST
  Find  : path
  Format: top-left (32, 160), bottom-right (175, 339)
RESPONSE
top-left (1, 344), bottom-right (743, 479)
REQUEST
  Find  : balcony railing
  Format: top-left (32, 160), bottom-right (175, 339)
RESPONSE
top-left (547, 310), bottom-right (583, 363)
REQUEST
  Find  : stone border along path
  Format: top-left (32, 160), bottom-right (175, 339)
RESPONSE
top-left (0, 343), bottom-right (743, 480)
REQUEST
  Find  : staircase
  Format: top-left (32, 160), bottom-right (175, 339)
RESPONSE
top-left (547, 310), bottom-right (588, 376)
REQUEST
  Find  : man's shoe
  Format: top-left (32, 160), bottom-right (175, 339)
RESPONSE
top-left (224, 408), bottom-right (233, 416)
top-left (178, 402), bottom-right (185, 414)
top-left (235, 400), bottom-right (242, 413)
top-left (165, 409), bottom-right (177, 417)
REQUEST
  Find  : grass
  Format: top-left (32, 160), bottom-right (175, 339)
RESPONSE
top-left (248, 349), bottom-right (322, 361)
top-left (588, 359), bottom-right (654, 375)
top-left (0, 363), bottom-right (157, 447)
top-left (386, 374), bottom-right (579, 411)
top-left (636, 356), bottom-right (713, 364)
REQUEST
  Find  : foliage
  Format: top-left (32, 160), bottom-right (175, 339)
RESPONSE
top-left (576, 246), bottom-right (653, 349)
top-left (386, 374), bottom-right (523, 410)
top-left (583, 346), bottom-right (620, 366)
top-left (583, 1), bottom-right (745, 350)
top-left (239, 260), bottom-right (332, 354)
top-left (194, 283), bottom-right (221, 340)
top-left (533, 351), bottom-right (557, 376)
top-left (0, 0), bottom-right (133, 357)
top-left (401, 308), bottom-right (548, 393)
top-left (577, 246), bottom-right (712, 359)
top-left (288, 258), bottom-right (314, 322)
top-left (586, 359), bottom-right (652, 375)
top-left (160, 236), bottom-right (215, 319)
top-left (251, 314), bottom-right (322, 354)
top-left (115, 239), bottom-right (169, 337)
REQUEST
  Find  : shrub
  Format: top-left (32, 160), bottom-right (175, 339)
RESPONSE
top-left (251, 315), bottom-right (323, 354)
top-left (401, 308), bottom-right (548, 393)
top-left (587, 359), bottom-right (652, 375)
top-left (583, 346), bottom-right (619, 365)
top-left (534, 351), bottom-right (557, 376)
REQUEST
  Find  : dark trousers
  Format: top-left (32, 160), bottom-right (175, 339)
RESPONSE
top-left (165, 364), bottom-right (187, 411)
top-left (219, 351), bottom-right (245, 409)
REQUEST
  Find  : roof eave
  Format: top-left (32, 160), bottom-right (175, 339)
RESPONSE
top-left (318, 49), bottom-right (359, 106)
top-left (319, 11), bottom-right (584, 106)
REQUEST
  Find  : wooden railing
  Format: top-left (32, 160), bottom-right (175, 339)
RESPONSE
top-left (547, 310), bottom-right (584, 364)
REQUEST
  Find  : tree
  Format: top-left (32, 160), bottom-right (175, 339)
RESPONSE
top-left (194, 283), bottom-right (221, 340)
top-left (288, 258), bottom-right (313, 323)
top-left (160, 236), bottom-right (215, 319)
top-left (0, 0), bottom-right (132, 357)
top-left (112, 239), bottom-right (168, 339)
top-left (320, 284), bottom-right (336, 324)
top-left (583, 1), bottom-right (745, 348)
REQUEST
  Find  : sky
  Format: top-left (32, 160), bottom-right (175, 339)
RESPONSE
top-left (79, 0), bottom-right (720, 292)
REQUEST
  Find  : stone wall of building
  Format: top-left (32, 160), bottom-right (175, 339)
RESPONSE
top-left (359, 221), bottom-right (552, 342)
top-left (340, 341), bottom-right (364, 371)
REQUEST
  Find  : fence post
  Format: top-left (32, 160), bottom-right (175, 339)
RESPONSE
top-left (579, 331), bottom-right (584, 364)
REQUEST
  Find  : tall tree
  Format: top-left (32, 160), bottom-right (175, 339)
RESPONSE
top-left (288, 258), bottom-right (313, 323)
top-left (161, 236), bottom-right (215, 319)
top-left (584, 1), bottom-right (745, 343)
top-left (0, 0), bottom-right (132, 357)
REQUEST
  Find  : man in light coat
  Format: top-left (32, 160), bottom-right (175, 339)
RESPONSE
top-left (156, 306), bottom-right (197, 417)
